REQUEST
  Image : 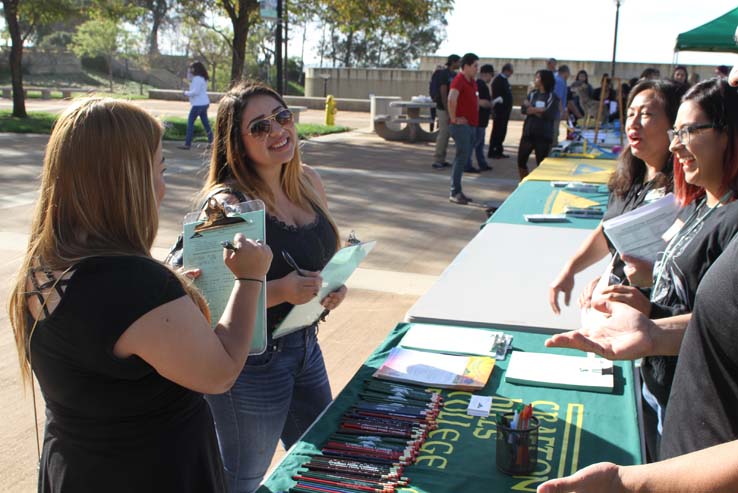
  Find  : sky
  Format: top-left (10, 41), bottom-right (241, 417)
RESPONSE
top-left (300, 0), bottom-right (738, 67)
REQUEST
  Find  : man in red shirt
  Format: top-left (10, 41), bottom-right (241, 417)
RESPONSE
top-left (447, 52), bottom-right (480, 205)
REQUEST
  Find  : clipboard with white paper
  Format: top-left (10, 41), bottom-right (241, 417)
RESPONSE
top-left (272, 240), bottom-right (377, 339)
top-left (182, 198), bottom-right (267, 355)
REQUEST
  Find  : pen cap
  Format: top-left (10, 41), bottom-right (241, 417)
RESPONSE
top-left (495, 413), bottom-right (539, 476)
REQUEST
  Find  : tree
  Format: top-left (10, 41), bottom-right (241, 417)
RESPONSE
top-left (136, 0), bottom-right (170, 55)
top-left (294, 0), bottom-right (453, 68)
top-left (2, 0), bottom-right (25, 116)
top-left (1, 0), bottom-right (76, 117)
top-left (71, 18), bottom-right (123, 92)
top-left (184, 20), bottom-right (232, 91)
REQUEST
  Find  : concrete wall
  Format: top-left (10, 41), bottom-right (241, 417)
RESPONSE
top-left (0, 49), bottom-right (83, 75)
top-left (306, 67), bottom-right (433, 100)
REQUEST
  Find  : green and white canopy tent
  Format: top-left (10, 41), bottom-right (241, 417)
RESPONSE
top-left (674, 7), bottom-right (738, 55)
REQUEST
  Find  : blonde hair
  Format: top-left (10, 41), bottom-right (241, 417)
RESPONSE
top-left (8, 97), bottom-right (207, 384)
top-left (202, 81), bottom-right (340, 248)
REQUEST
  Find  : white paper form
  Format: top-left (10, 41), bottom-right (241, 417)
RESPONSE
top-left (182, 200), bottom-right (267, 355)
top-left (602, 193), bottom-right (680, 263)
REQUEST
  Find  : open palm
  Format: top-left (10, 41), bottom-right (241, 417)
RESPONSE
top-left (545, 302), bottom-right (656, 361)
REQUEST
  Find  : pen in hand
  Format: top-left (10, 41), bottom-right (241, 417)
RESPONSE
top-left (281, 250), bottom-right (307, 277)
top-left (221, 240), bottom-right (239, 252)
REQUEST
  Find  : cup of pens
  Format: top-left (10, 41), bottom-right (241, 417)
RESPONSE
top-left (496, 411), bottom-right (539, 475)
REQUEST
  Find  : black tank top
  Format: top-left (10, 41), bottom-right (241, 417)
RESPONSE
top-left (265, 208), bottom-right (337, 331)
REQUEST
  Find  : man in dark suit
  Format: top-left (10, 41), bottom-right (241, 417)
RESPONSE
top-left (488, 63), bottom-right (514, 159)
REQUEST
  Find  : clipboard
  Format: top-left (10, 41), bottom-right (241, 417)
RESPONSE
top-left (182, 198), bottom-right (267, 355)
top-left (272, 240), bottom-right (377, 339)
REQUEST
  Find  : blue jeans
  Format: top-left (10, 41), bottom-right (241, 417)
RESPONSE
top-left (467, 126), bottom-right (489, 168)
top-left (185, 104), bottom-right (213, 146)
top-left (205, 326), bottom-right (332, 493)
top-left (449, 123), bottom-right (475, 196)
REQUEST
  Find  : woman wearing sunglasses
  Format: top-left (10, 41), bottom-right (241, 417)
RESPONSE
top-left (197, 81), bottom-right (346, 493)
top-left (589, 77), bottom-right (738, 459)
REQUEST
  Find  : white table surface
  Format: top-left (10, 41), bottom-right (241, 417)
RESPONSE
top-left (405, 222), bottom-right (611, 333)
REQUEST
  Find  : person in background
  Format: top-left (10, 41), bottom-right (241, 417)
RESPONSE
top-left (466, 63), bottom-right (494, 173)
top-left (640, 68), bottom-right (661, 81)
top-left (516, 70), bottom-right (559, 180)
top-left (180, 61), bottom-right (214, 150)
top-left (200, 81), bottom-right (347, 493)
top-left (7, 97), bottom-right (272, 492)
top-left (672, 65), bottom-right (689, 87)
top-left (431, 54), bottom-right (461, 169)
top-left (715, 65), bottom-right (730, 78)
top-left (447, 52), bottom-right (480, 204)
top-left (546, 57), bottom-right (557, 72)
top-left (552, 65), bottom-right (570, 144)
top-left (489, 63), bottom-right (514, 159)
top-left (574, 70), bottom-right (594, 97)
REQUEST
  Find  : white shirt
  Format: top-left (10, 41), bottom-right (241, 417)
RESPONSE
top-left (185, 76), bottom-right (210, 106)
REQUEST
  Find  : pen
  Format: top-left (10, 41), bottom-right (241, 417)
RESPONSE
top-left (282, 250), bottom-right (307, 276)
top-left (221, 240), bottom-right (238, 251)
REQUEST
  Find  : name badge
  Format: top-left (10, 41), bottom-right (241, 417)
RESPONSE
top-left (535, 101), bottom-right (545, 108)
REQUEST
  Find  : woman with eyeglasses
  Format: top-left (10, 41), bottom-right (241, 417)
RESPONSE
top-left (196, 81), bottom-right (346, 493)
top-left (590, 77), bottom-right (738, 459)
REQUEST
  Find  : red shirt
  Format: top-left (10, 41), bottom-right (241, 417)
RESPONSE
top-left (450, 72), bottom-right (479, 126)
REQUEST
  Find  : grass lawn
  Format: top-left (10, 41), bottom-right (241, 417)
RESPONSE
top-left (0, 111), bottom-right (350, 140)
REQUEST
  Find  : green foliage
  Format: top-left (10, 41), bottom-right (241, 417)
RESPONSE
top-left (294, 0), bottom-right (454, 68)
top-left (161, 116), bottom-right (349, 141)
top-left (71, 19), bottom-right (121, 61)
top-left (36, 31), bottom-right (74, 52)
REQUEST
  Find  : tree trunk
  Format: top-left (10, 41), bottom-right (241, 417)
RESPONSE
top-left (3, 0), bottom-right (27, 118)
top-left (107, 55), bottom-right (114, 93)
top-left (148, 16), bottom-right (161, 55)
top-left (224, 0), bottom-right (257, 85)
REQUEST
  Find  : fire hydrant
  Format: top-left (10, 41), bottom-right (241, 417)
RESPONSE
top-left (325, 95), bottom-right (337, 126)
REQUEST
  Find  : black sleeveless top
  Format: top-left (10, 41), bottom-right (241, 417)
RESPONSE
top-left (266, 208), bottom-right (337, 331)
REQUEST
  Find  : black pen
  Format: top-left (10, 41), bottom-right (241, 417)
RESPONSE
top-left (221, 240), bottom-right (238, 252)
top-left (282, 250), bottom-right (307, 276)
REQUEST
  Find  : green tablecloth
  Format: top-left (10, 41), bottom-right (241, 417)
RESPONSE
top-left (486, 181), bottom-right (609, 229)
top-left (258, 323), bottom-right (642, 493)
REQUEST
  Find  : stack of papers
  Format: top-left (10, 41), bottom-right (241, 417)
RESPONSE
top-left (373, 347), bottom-right (495, 391)
top-left (398, 323), bottom-right (513, 361)
top-left (602, 193), bottom-right (680, 263)
top-left (504, 351), bottom-right (614, 393)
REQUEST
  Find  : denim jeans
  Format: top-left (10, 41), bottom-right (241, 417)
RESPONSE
top-left (467, 126), bottom-right (489, 169)
top-left (185, 104), bottom-right (213, 146)
top-left (205, 325), bottom-right (331, 493)
top-left (449, 123), bottom-right (475, 196)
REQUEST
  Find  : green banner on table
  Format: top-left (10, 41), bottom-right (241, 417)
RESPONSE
top-left (486, 181), bottom-right (609, 229)
top-left (258, 323), bottom-right (642, 493)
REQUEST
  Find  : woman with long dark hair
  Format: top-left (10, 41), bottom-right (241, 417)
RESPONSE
top-left (180, 61), bottom-right (214, 150)
top-left (516, 69), bottom-right (559, 179)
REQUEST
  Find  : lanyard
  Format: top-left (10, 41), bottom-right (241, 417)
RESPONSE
top-left (652, 192), bottom-right (733, 296)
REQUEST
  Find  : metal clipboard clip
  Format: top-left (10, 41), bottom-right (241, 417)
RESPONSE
top-left (193, 197), bottom-right (248, 234)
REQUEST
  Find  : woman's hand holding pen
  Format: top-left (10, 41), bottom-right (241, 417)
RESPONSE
top-left (282, 270), bottom-right (322, 304)
top-left (321, 285), bottom-right (347, 311)
top-left (223, 233), bottom-right (272, 280)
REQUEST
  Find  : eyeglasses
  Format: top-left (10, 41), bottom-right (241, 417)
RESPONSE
top-left (667, 123), bottom-right (720, 145)
top-left (246, 109), bottom-right (294, 139)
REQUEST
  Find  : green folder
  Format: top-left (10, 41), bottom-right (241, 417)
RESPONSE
top-left (272, 240), bottom-right (377, 339)
top-left (182, 198), bottom-right (267, 355)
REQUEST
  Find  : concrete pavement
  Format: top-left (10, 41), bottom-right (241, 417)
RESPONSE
top-left (0, 97), bottom-right (525, 491)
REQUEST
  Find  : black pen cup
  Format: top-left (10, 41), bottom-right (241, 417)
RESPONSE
top-left (495, 413), bottom-right (539, 475)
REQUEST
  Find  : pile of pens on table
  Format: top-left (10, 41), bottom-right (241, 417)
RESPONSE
top-left (496, 402), bottom-right (538, 475)
top-left (284, 379), bottom-right (443, 493)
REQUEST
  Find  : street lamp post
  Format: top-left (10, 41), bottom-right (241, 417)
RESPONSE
top-left (610, 0), bottom-right (623, 77)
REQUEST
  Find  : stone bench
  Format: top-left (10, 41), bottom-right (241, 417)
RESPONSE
top-left (374, 114), bottom-right (438, 143)
top-left (0, 86), bottom-right (85, 99)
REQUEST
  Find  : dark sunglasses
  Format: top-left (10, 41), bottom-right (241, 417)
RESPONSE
top-left (246, 109), bottom-right (294, 139)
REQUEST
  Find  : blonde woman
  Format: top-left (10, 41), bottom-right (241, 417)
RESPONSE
top-left (198, 81), bottom-right (346, 493)
top-left (8, 98), bottom-right (272, 492)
